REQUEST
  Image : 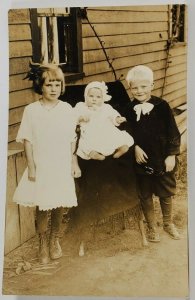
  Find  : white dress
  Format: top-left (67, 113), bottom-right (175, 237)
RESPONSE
top-left (74, 102), bottom-right (134, 159)
top-left (13, 101), bottom-right (78, 210)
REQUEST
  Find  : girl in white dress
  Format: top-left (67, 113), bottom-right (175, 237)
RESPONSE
top-left (13, 63), bottom-right (81, 264)
top-left (74, 81), bottom-right (134, 160)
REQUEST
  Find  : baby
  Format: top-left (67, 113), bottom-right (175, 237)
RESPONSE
top-left (74, 81), bottom-right (134, 160)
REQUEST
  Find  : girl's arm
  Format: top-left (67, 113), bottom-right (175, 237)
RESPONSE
top-left (71, 141), bottom-right (81, 178)
top-left (24, 139), bottom-right (36, 181)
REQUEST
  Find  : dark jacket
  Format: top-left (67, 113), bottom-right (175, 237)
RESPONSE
top-left (121, 96), bottom-right (181, 174)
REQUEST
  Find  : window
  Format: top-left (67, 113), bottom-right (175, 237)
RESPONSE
top-left (30, 8), bottom-right (83, 77)
top-left (169, 4), bottom-right (186, 43)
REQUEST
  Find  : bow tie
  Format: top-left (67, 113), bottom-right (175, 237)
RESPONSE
top-left (134, 102), bottom-right (154, 121)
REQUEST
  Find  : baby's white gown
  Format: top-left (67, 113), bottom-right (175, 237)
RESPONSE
top-left (13, 101), bottom-right (78, 211)
top-left (75, 102), bottom-right (134, 159)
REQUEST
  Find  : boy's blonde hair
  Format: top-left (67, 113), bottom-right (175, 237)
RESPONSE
top-left (126, 65), bottom-right (154, 86)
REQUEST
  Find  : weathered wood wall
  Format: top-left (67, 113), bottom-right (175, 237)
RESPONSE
top-left (5, 9), bottom-right (36, 254)
top-left (8, 9), bottom-right (37, 150)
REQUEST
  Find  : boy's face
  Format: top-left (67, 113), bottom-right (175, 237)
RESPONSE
top-left (85, 88), bottom-right (104, 108)
top-left (130, 79), bottom-right (154, 103)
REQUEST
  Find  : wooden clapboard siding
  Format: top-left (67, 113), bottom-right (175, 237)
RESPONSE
top-left (8, 123), bottom-right (20, 143)
top-left (169, 95), bottom-right (187, 109)
top-left (90, 6), bottom-right (168, 12)
top-left (178, 119), bottom-right (186, 135)
top-left (154, 72), bottom-right (186, 90)
top-left (83, 32), bottom-right (168, 50)
top-left (9, 41), bottom-right (33, 58)
top-left (10, 57), bottom-right (32, 75)
top-left (155, 87), bottom-right (186, 104)
top-left (161, 79), bottom-right (186, 96)
top-left (85, 9), bottom-right (168, 23)
top-left (8, 141), bottom-right (24, 151)
top-left (9, 74), bottom-right (32, 92)
top-left (175, 110), bottom-right (187, 126)
top-left (9, 89), bottom-right (36, 109)
top-left (155, 63), bottom-right (186, 80)
top-left (9, 106), bottom-right (25, 126)
top-left (82, 22), bottom-right (168, 37)
top-left (8, 9), bottom-right (31, 24)
top-left (9, 24), bottom-right (31, 41)
top-left (84, 50), bottom-right (167, 76)
top-left (83, 41), bottom-right (167, 64)
top-left (8, 8), bottom-right (34, 147)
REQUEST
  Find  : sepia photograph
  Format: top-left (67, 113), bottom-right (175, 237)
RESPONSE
top-left (1, 2), bottom-right (189, 298)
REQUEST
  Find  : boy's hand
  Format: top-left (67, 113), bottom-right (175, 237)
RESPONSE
top-left (71, 162), bottom-right (82, 178)
top-left (135, 145), bottom-right (148, 164)
top-left (164, 155), bottom-right (175, 172)
top-left (116, 116), bottom-right (127, 124)
top-left (28, 166), bottom-right (36, 181)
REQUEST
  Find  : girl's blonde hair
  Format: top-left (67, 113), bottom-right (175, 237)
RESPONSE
top-left (25, 63), bottom-right (65, 95)
top-left (126, 65), bottom-right (154, 86)
top-left (84, 81), bottom-right (112, 102)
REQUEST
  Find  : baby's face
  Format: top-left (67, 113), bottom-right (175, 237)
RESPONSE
top-left (130, 79), bottom-right (154, 103)
top-left (85, 88), bottom-right (104, 108)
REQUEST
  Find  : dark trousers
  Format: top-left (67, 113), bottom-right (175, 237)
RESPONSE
top-left (36, 207), bottom-right (64, 235)
top-left (137, 174), bottom-right (175, 228)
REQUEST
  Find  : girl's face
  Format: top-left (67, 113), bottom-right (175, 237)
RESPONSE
top-left (42, 77), bottom-right (62, 102)
top-left (130, 79), bottom-right (154, 103)
top-left (85, 88), bottom-right (104, 108)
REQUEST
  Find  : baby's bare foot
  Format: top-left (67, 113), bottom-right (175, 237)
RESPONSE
top-left (113, 145), bottom-right (129, 158)
top-left (89, 151), bottom-right (105, 160)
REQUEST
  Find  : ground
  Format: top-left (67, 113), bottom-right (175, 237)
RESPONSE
top-left (2, 152), bottom-right (188, 297)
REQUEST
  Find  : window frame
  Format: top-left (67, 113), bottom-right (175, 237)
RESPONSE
top-left (30, 8), bottom-right (84, 82)
top-left (168, 4), bottom-right (187, 47)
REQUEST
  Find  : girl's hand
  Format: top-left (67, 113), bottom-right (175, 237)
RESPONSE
top-left (116, 116), bottom-right (127, 124)
top-left (135, 145), bottom-right (148, 164)
top-left (164, 155), bottom-right (175, 172)
top-left (71, 162), bottom-right (82, 178)
top-left (28, 166), bottom-right (36, 181)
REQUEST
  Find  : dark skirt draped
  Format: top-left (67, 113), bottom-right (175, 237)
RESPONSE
top-left (70, 148), bottom-right (140, 231)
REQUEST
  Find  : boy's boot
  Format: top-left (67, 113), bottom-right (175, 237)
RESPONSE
top-left (140, 195), bottom-right (160, 242)
top-left (163, 223), bottom-right (180, 240)
top-left (160, 197), bottom-right (180, 240)
top-left (147, 224), bottom-right (160, 242)
top-left (38, 232), bottom-right (49, 264)
top-left (49, 232), bottom-right (62, 260)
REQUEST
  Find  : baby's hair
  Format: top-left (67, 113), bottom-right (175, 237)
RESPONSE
top-left (25, 62), bottom-right (65, 95)
top-left (126, 65), bottom-right (154, 86)
top-left (84, 81), bottom-right (112, 102)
